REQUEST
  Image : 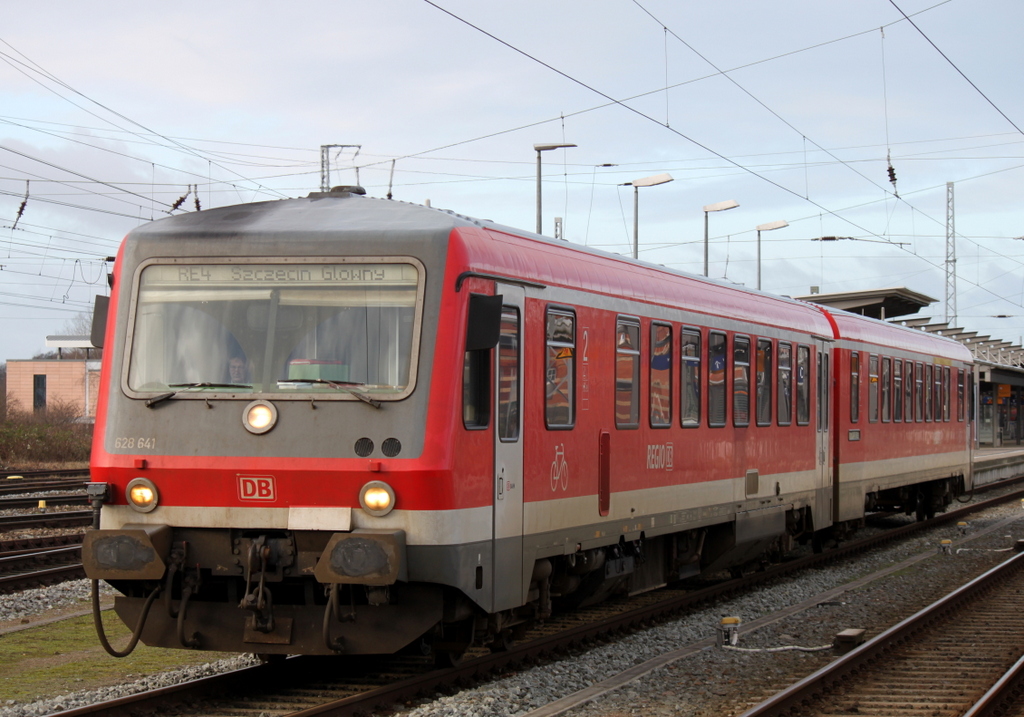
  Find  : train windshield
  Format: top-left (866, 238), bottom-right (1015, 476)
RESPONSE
top-left (125, 260), bottom-right (422, 400)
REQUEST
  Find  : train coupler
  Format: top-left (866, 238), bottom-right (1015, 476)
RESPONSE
top-left (241, 536), bottom-right (276, 634)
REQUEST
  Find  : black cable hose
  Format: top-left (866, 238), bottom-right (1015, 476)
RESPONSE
top-left (91, 579), bottom-right (161, 658)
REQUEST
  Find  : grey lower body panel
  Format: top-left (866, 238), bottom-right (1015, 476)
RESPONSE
top-left (115, 582), bottom-right (444, 656)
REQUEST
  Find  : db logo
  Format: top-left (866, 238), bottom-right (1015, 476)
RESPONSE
top-left (238, 475), bottom-right (276, 502)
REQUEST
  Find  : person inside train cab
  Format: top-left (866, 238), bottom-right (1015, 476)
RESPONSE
top-left (228, 354), bottom-right (249, 384)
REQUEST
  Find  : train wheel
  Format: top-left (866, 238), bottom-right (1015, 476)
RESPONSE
top-left (489, 629), bottom-right (514, 653)
top-left (431, 618), bottom-right (474, 667)
top-left (434, 648), bottom-right (466, 668)
top-left (915, 491), bottom-right (927, 522)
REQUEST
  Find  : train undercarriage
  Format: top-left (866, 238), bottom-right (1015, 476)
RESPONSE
top-left (91, 505), bottom-right (822, 659)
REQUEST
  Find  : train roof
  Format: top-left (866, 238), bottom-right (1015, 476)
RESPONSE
top-left (119, 190), bottom-right (970, 363)
top-left (823, 308), bottom-right (973, 363)
top-left (125, 188), bottom-right (473, 243)
top-left (122, 191), bottom-right (832, 338)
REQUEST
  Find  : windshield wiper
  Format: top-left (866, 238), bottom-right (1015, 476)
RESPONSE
top-left (145, 382), bottom-right (253, 408)
top-left (276, 378), bottom-right (382, 408)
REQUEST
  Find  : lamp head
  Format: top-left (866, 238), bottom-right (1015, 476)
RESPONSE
top-left (703, 199), bottom-right (739, 213)
top-left (631, 173), bottom-right (673, 188)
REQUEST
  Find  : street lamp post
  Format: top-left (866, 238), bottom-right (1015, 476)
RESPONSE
top-left (703, 199), bottom-right (740, 277)
top-left (535, 143), bottom-right (576, 235)
top-left (625, 173), bottom-right (673, 259)
top-left (754, 220), bottom-right (788, 290)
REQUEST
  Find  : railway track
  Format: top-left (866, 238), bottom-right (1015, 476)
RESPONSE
top-left (0, 478), bottom-right (89, 497)
top-left (0, 468), bottom-right (90, 497)
top-left (0, 536), bottom-right (86, 593)
top-left (0, 532), bottom-right (84, 552)
top-left (0, 561), bottom-right (86, 594)
top-left (0, 509), bottom-right (94, 531)
top-left (45, 485), bottom-right (1024, 717)
top-left (0, 492), bottom-right (89, 509)
top-left (740, 548), bottom-right (1024, 717)
top-left (0, 467), bottom-right (90, 480)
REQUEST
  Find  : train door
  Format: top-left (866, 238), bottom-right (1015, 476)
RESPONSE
top-left (815, 340), bottom-right (834, 530)
top-left (492, 285), bottom-right (525, 612)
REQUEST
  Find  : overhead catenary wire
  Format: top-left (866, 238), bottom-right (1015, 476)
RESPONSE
top-left (888, 0), bottom-right (1024, 138)
top-left (422, 0), bottom-right (1024, 317)
top-left (0, 2), bottom-right (1020, 335)
top-left (0, 39), bottom-right (290, 201)
top-left (421, 0), bottom-right (962, 257)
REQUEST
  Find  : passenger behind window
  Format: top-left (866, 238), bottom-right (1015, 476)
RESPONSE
top-left (228, 354), bottom-right (250, 384)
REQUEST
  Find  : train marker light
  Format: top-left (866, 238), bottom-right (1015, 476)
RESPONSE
top-left (243, 400), bottom-right (278, 435)
top-left (126, 478), bottom-right (159, 513)
top-left (360, 481), bottom-right (395, 517)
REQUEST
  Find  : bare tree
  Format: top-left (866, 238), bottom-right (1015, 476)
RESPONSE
top-left (32, 311), bottom-right (103, 360)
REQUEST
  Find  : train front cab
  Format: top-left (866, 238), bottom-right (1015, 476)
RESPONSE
top-left (82, 198), bottom-right (488, 658)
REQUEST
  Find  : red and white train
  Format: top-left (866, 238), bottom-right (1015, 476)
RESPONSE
top-left (83, 186), bottom-right (973, 657)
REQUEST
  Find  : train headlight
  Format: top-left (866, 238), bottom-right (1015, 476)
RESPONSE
top-left (243, 400), bottom-right (278, 435)
top-left (125, 478), bottom-right (159, 513)
top-left (360, 481), bottom-right (395, 517)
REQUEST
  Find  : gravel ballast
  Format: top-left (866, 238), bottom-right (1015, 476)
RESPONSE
top-left (0, 498), bottom-right (1022, 717)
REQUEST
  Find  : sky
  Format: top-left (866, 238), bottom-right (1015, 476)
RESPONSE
top-left (1, 0), bottom-right (1023, 360)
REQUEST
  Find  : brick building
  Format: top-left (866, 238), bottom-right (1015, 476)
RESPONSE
top-left (6, 336), bottom-right (101, 422)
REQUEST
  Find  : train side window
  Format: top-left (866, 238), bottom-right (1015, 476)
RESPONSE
top-left (650, 323), bottom-right (672, 428)
top-left (893, 359), bottom-right (903, 423)
top-left (756, 339), bottom-right (772, 426)
top-left (937, 366), bottom-right (946, 421)
top-left (796, 344), bottom-right (811, 426)
top-left (733, 336), bottom-right (751, 427)
top-left (924, 364), bottom-right (933, 421)
top-left (868, 354), bottom-right (879, 423)
top-left (708, 331), bottom-right (728, 427)
top-left (462, 348), bottom-right (490, 429)
top-left (881, 357), bottom-right (891, 422)
top-left (957, 369), bottom-right (965, 421)
top-left (545, 308), bottom-right (576, 429)
top-left (615, 317), bottom-right (641, 429)
top-left (497, 308), bottom-right (521, 441)
top-left (917, 364), bottom-right (925, 419)
top-left (849, 351), bottom-right (860, 423)
top-left (777, 342), bottom-right (793, 426)
top-left (909, 360), bottom-right (917, 422)
top-left (941, 366), bottom-right (948, 421)
top-left (680, 329), bottom-right (701, 428)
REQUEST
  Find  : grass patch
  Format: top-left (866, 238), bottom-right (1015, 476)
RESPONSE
top-left (0, 398), bottom-right (92, 466)
top-left (0, 611), bottom-right (237, 703)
